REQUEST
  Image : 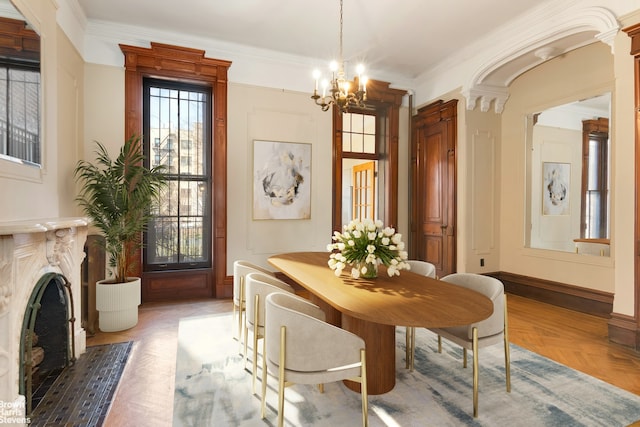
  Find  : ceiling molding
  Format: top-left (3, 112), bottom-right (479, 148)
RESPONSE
top-left (464, 5), bottom-right (619, 113)
top-left (462, 84), bottom-right (510, 113)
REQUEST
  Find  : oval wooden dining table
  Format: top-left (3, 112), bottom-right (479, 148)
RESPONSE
top-left (268, 251), bottom-right (493, 395)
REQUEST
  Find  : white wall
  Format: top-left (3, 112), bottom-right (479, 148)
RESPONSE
top-left (226, 83), bottom-right (333, 272)
top-left (83, 63), bottom-right (124, 163)
top-left (460, 105), bottom-right (502, 273)
top-left (0, 0), bottom-right (84, 223)
top-left (82, 66), bottom-right (411, 276)
top-left (529, 125), bottom-right (582, 252)
top-left (499, 42), bottom-right (615, 294)
top-left (612, 10), bottom-right (640, 316)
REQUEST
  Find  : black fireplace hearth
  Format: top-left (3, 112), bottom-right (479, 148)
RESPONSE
top-left (19, 272), bottom-right (76, 415)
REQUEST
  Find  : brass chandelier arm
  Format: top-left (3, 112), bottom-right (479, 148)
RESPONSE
top-left (311, 0), bottom-right (368, 114)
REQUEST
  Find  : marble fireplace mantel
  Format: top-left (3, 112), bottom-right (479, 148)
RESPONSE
top-left (0, 217), bottom-right (89, 424)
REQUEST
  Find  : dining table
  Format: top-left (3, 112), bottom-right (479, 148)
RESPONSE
top-left (268, 251), bottom-right (493, 395)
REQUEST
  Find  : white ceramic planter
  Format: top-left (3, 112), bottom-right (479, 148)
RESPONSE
top-left (96, 277), bottom-right (141, 332)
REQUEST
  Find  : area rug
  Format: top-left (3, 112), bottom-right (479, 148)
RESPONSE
top-left (173, 313), bottom-right (640, 426)
top-left (29, 341), bottom-right (133, 427)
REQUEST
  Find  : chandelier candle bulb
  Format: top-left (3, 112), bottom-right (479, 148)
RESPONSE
top-left (310, 0), bottom-right (371, 113)
top-left (356, 63), bottom-right (364, 90)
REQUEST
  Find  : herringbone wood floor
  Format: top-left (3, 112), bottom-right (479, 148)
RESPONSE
top-left (86, 294), bottom-right (640, 427)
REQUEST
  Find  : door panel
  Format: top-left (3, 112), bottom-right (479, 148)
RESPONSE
top-left (425, 237), bottom-right (443, 270)
top-left (352, 161), bottom-right (376, 220)
top-left (424, 130), bottom-right (445, 228)
top-left (411, 100), bottom-right (457, 278)
top-left (420, 123), bottom-right (447, 273)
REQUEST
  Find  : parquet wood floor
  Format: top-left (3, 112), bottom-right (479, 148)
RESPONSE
top-left (86, 294), bottom-right (640, 427)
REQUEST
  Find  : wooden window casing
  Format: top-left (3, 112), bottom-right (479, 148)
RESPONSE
top-left (332, 80), bottom-right (406, 233)
top-left (580, 117), bottom-right (609, 239)
top-left (120, 42), bottom-right (231, 301)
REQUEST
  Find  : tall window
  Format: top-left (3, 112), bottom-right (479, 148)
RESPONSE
top-left (0, 63), bottom-right (40, 164)
top-left (0, 16), bottom-right (40, 165)
top-left (581, 118), bottom-right (609, 239)
top-left (143, 78), bottom-right (211, 270)
top-left (342, 112), bottom-right (379, 224)
top-left (343, 112), bottom-right (376, 154)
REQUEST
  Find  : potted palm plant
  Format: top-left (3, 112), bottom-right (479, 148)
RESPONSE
top-left (74, 134), bottom-right (166, 332)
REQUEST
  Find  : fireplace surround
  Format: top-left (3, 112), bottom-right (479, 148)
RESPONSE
top-left (0, 218), bottom-right (88, 424)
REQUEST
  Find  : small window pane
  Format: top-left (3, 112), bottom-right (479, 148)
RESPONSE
top-left (342, 112), bottom-right (376, 155)
top-left (343, 113), bottom-right (351, 132)
top-left (150, 216), bottom-right (179, 264)
top-left (363, 115), bottom-right (375, 134)
top-left (351, 133), bottom-right (364, 152)
top-left (363, 135), bottom-right (376, 154)
top-left (342, 133), bottom-right (351, 152)
top-left (352, 114), bottom-right (364, 133)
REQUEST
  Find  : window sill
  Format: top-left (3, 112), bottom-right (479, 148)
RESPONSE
top-left (0, 154), bottom-right (43, 182)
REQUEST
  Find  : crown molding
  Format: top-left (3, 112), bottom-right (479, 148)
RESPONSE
top-left (81, 18), bottom-right (413, 96)
top-left (52, 0), bottom-right (86, 56)
top-left (464, 5), bottom-right (619, 113)
top-left (412, 1), bottom-right (623, 111)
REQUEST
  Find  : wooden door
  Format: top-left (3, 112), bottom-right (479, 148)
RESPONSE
top-left (623, 24), bottom-right (640, 349)
top-left (411, 100), bottom-right (457, 278)
top-left (352, 161), bottom-right (376, 220)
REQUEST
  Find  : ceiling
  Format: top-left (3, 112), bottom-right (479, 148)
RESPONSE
top-left (76, 0), bottom-right (549, 83)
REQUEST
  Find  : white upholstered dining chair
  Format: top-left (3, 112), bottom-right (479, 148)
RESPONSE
top-left (262, 292), bottom-right (369, 427)
top-left (244, 272), bottom-right (295, 395)
top-left (233, 260), bottom-right (274, 353)
top-left (428, 273), bottom-right (511, 417)
top-left (405, 259), bottom-right (437, 371)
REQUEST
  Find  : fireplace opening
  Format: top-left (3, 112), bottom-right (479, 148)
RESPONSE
top-left (19, 272), bottom-right (76, 415)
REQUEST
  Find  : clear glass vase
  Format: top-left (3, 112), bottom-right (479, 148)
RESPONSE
top-left (354, 260), bottom-right (378, 279)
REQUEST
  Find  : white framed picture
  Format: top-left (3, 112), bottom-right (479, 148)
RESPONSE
top-left (542, 162), bottom-right (570, 215)
top-left (253, 140), bottom-right (311, 220)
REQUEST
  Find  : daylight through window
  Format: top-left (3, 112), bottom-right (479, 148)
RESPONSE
top-left (0, 62), bottom-right (40, 165)
top-left (143, 78), bottom-right (212, 270)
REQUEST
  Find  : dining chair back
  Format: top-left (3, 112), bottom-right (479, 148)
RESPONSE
top-left (428, 273), bottom-right (511, 417)
top-left (406, 259), bottom-right (437, 278)
top-left (405, 259), bottom-right (437, 370)
top-left (244, 272), bottom-right (294, 394)
top-left (233, 260), bottom-right (274, 352)
top-left (262, 292), bottom-right (369, 427)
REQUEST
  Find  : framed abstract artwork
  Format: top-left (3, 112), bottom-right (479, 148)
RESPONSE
top-left (542, 161), bottom-right (570, 215)
top-left (253, 140), bottom-right (311, 220)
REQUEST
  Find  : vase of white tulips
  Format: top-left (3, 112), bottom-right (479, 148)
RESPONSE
top-left (327, 218), bottom-right (410, 279)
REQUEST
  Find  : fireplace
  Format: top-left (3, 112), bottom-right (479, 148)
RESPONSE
top-left (0, 218), bottom-right (88, 425)
top-left (20, 272), bottom-right (75, 414)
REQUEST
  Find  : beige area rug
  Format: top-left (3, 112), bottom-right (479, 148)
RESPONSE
top-left (173, 313), bottom-right (640, 426)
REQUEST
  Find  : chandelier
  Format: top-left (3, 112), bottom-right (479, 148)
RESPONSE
top-left (311, 0), bottom-right (368, 113)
